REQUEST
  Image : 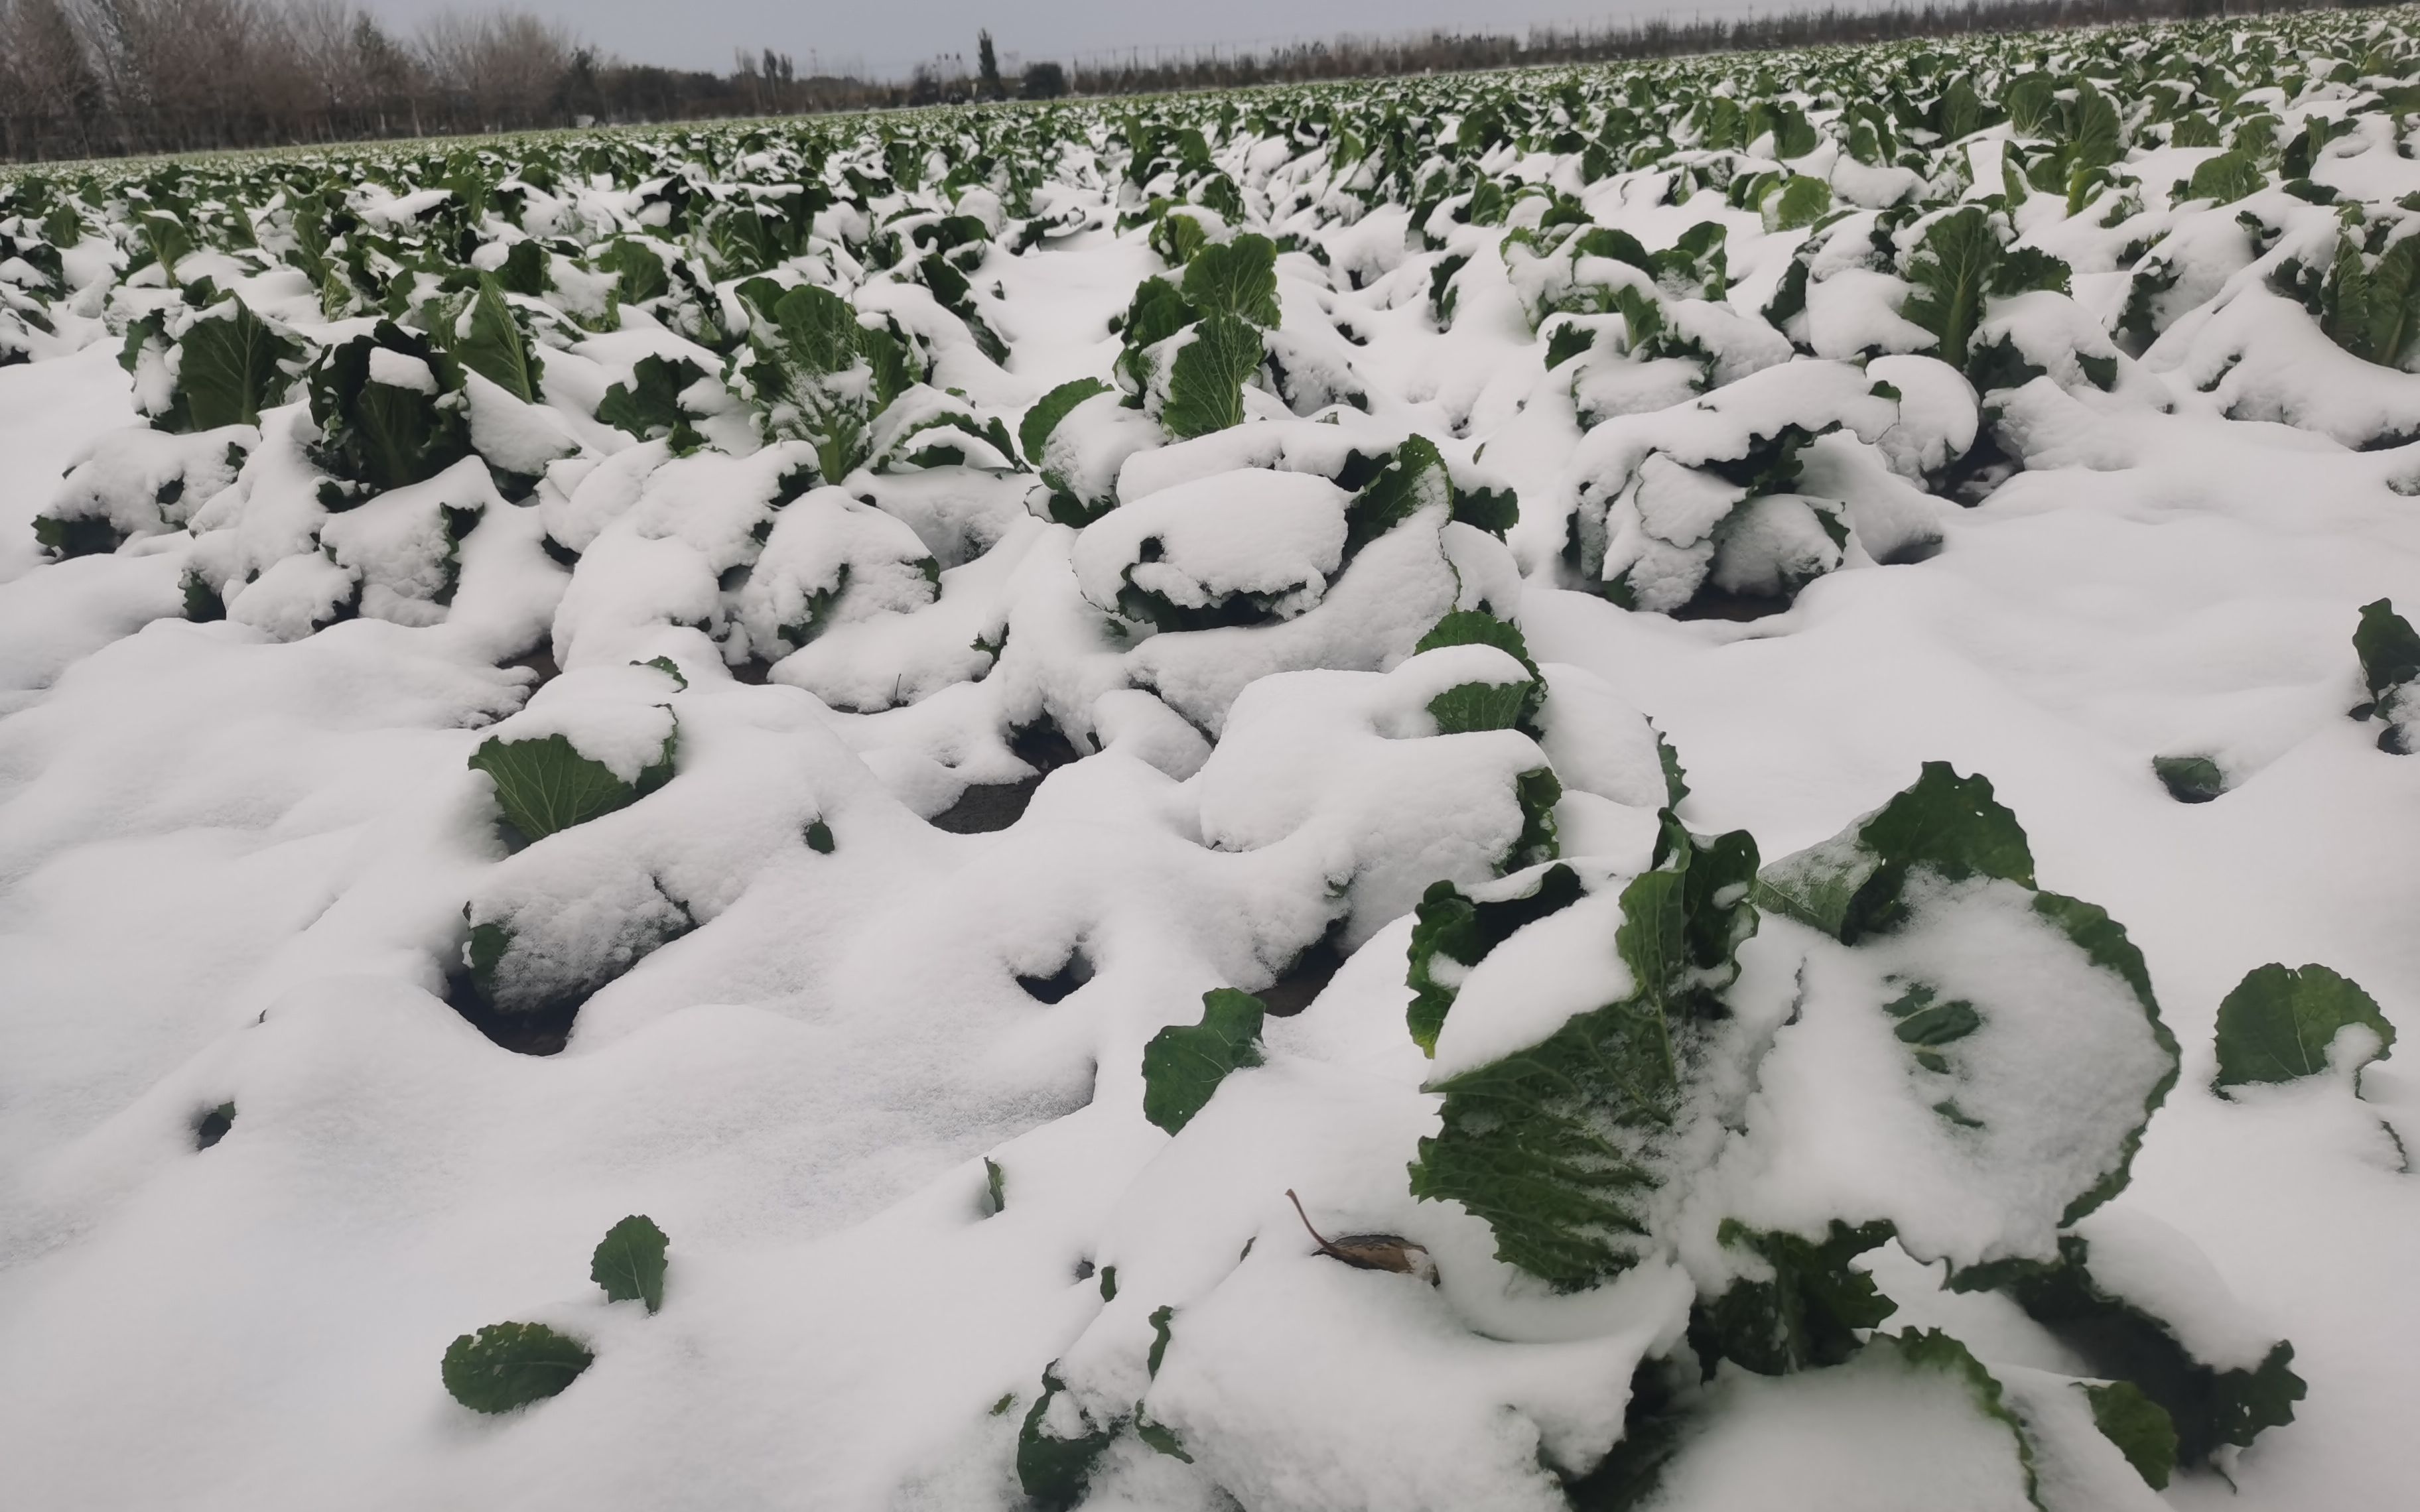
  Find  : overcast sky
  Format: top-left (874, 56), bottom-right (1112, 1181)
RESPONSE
top-left (362, 1), bottom-right (1774, 80)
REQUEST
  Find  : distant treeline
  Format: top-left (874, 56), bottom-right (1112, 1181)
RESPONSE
top-left (0, 0), bottom-right (2401, 166)
top-left (1058, 0), bottom-right (2390, 94)
top-left (0, 1), bottom-right (893, 164)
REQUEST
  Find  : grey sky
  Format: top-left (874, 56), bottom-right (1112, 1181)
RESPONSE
top-left (364, 1), bottom-right (1769, 80)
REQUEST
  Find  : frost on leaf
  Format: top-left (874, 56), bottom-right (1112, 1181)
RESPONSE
top-left (468, 723), bottom-right (677, 844)
top-left (1140, 988), bottom-right (1267, 1134)
top-left (2212, 962), bottom-right (2395, 1091)
top-left (1404, 861), bottom-right (1587, 1054)
top-left (440, 1322), bottom-right (593, 1415)
top-left (1749, 763), bottom-right (2179, 1259)
top-left (1406, 818), bottom-right (1759, 1290)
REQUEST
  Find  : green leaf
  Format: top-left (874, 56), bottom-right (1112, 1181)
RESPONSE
top-left (2319, 236), bottom-right (2420, 367)
top-left (1406, 863), bottom-right (1587, 1054)
top-left (598, 354), bottom-right (707, 445)
top-left (2151, 754), bottom-right (2224, 804)
top-left (1016, 1367), bottom-right (1118, 1511)
top-left (440, 1321), bottom-right (593, 1414)
top-left (1428, 679), bottom-right (1534, 735)
top-left (2066, 82), bottom-right (2123, 176)
top-left (1655, 727), bottom-right (1690, 808)
top-left (1957, 1233), bottom-right (2305, 1464)
top-left (468, 725), bottom-right (677, 843)
top-left (177, 298), bottom-right (299, 430)
top-left (1689, 1220), bottom-right (1898, 1376)
top-left (139, 211), bottom-right (192, 283)
top-left (1771, 103), bottom-right (1821, 159)
top-left (1511, 767), bottom-right (1562, 871)
top-left (1407, 823), bottom-right (1758, 1289)
top-left (1766, 174), bottom-right (1832, 231)
top-left (182, 569), bottom-right (226, 621)
top-left (1120, 275), bottom-right (1198, 351)
top-left (1902, 207), bottom-right (1999, 372)
top-left (1753, 762), bottom-right (2034, 944)
top-left (602, 238), bottom-right (669, 304)
top-left (2354, 598), bottom-right (2420, 704)
top-left (1180, 233), bottom-right (1281, 327)
top-left (2005, 74), bottom-right (2057, 136)
top-left (1872, 1330), bottom-right (2041, 1503)
top-left (1158, 313), bottom-right (1263, 439)
top-left (1545, 320), bottom-right (1598, 369)
top-left (1936, 77), bottom-right (1986, 143)
top-left (1134, 1407), bottom-right (1193, 1462)
top-left (498, 239), bottom-right (551, 296)
top-left (1140, 989), bottom-right (1266, 1133)
top-left (305, 323), bottom-right (473, 495)
top-left (2214, 962), bottom-right (2396, 1089)
top-left (33, 513), bottom-right (122, 560)
top-left (1417, 609), bottom-right (1538, 672)
top-left (636, 655), bottom-right (688, 690)
top-left (1991, 245), bottom-right (2073, 298)
top-left (2082, 1380), bottom-right (2177, 1489)
top-left (1020, 376), bottom-right (1110, 468)
top-left (453, 275), bottom-right (538, 403)
top-left (1341, 434), bottom-right (1451, 554)
top-left (590, 1214), bottom-right (669, 1313)
top-left (1146, 1304), bottom-right (1175, 1377)
top-left (772, 283), bottom-right (862, 377)
top-left (2185, 151), bottom-right (2266, 206)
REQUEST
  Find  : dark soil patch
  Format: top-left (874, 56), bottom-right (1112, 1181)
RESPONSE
top-left (1260, 936), bottom-right (1347, 1017)
top-left (444, 972), bottom-right (576, 1056)
top-left (930, 720), bottom-right (1087, 834)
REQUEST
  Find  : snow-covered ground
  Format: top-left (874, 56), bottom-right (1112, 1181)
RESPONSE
top-left (4, 15), bottom-right (2419, 1511)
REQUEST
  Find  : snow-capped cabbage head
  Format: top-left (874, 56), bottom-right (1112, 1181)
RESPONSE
top-left (1073, 468), bottom-right (1351, 631)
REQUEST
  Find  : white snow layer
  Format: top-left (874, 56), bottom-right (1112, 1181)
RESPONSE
top-left (1, 44), bottom-right (2417, 1512)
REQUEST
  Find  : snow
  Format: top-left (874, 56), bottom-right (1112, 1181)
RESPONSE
top-left (1638, 1346), bottom-right (2037, 1512)
top-left (3, 19), bottom-right (2419, 1512)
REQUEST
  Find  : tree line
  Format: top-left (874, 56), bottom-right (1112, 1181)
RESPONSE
top-left (1052, 0), bottom-right (2390, 95)
top-left (0, 0), bottom-right (2400, 166)
top-left (0, 1), bottom-right (896, 163)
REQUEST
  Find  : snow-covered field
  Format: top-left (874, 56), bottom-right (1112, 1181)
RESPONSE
top-left (3, 12), bottom-right (2419, 1511)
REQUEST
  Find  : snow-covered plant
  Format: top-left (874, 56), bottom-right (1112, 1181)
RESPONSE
top-left (304, 321), bottom-right (474, 507)
top-left (1114, 233), bottom-right (1283, 438)
top-left (730, 283), bottom-right (923, 483)
top-left (2353, 597), bottom-right (2420, 751)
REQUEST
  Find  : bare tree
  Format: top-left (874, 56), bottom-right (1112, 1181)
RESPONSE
top-left (1, 0), bottom-right (106, 158)
top-left (417, 9), bottom-right (571, 133)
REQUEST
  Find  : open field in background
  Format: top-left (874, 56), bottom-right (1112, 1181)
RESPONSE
top-left (1, 9), bottom-right (2417, 1511)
